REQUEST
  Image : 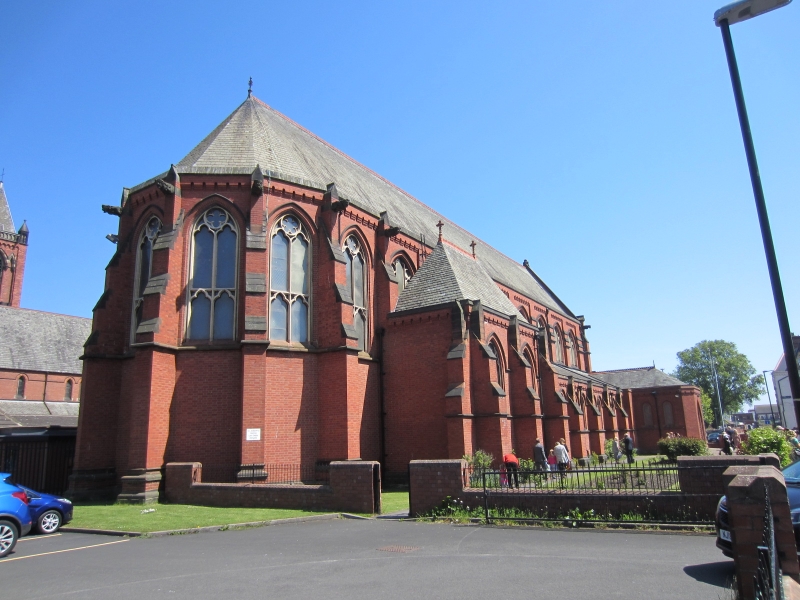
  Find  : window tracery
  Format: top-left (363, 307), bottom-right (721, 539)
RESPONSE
top-left (553, 325), bottom-right (564, 364)
top-left (344, 235), bottom-right (367, 350)
top-left (187, 208), bottom-right (238, 342)
top-left (393, 258), bottom-right (411, 295)
top-left (568, 332), bottom-right (578, 368)
top-left (269, 214), bottom-right (310, 343)
top-left (489, 339), bottom-right (505, 391)
top-left (132, 217), bottom-right (162, 340)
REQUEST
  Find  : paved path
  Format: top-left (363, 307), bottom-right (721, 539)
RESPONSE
top-left (2, 520), bottom-right (734, 599)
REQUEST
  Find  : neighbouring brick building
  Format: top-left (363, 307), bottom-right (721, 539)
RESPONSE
top-left (71, 93), bottom-right (704, 502)
top-left (0, 181), bottom-right (28, 308)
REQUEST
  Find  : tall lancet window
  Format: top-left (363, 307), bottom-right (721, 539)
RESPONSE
top-left (344, 236), bottom-right (367, 350)
top-left (132, 217), bottom-right (162, 340)
top-left (568, 332), bottom-right (578, 368)
top-left (269, 214), bottom-right (310, 343)
top-left (393, 257), bottom-right (411, 308)
top-left (187, 208), bottom-right (238, 341)
top-left (553, 325), bottom-right (564, 364)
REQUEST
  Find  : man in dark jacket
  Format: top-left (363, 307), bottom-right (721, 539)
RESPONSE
top-left (533, 438), bottom-right (548, 479)
top-left (622, 433), bottom-right (635, 464)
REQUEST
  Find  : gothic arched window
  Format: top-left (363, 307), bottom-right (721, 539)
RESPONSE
top-left (524, 346), bottom-right (538, 398)
top-left (269, 214), bottom-right (310, 343)
top-left (663, 402), bottom-right (674, 427)
top-left (65, 379), bottom-right (74, 401)
top-left (16, 376), bottom-right (25, 399)
top-left (568, 332), bottom-right (578, 368)
top-left (553, 325), bottom-right (564, 364)
top-left (489, 339), bottom-right (505, 391)
top-left (0, 253), bottom-right (5, 301)
top-left (187, 208), bottom-right (238, 342)
top-left (132, 216), bottom-right (162, 340)
top-left (642, 403), bottom-right (654, 427)
top-left (344, 236), bottom-right (367, 350)
top-left (393, 257), bottom-right (411, 302)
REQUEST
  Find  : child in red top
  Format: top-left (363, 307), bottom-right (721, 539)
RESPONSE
top-left (547, 449), bottom-right (557, 472)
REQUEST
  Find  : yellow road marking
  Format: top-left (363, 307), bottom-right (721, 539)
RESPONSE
top-left (1, 539), bottom-right (128, 563)
top-left (17, 533), bottom-right (62, 542)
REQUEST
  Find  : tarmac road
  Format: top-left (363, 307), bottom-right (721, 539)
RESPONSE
top-left (1, 519), bottom-right (733, 599)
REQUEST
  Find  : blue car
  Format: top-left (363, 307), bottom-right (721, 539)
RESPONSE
top-left (0, 472), bottom-right (32, 558)
top-left (16, 485), bottom-right (73, 534)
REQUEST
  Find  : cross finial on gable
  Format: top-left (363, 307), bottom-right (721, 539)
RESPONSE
top-left (436, 220), bottom-right (444, 242)
top-left (248, 77), bottom-right (253, 97)
top-left (470, 240), bottom-right (477, 258)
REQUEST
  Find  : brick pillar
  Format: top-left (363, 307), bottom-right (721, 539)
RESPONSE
top-left (724, 465), bottom-right (799, 599)
top-left (409, 459), bottom-right (466, 516)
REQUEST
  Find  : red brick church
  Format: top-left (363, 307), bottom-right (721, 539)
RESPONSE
top-left (71, 94), bottom-right (704, 502)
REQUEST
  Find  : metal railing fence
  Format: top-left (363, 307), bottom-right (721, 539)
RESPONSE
top-left (464, 462), bottom-right (680, 495)
top-left (755, 486), bottom-right (783, 600)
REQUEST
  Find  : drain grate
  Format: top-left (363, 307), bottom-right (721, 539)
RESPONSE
top-left (377, 545), bottom-right (420, 553)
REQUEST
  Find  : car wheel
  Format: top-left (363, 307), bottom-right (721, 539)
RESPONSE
top-left (38, 510), bottom-right (62, 534)
top-left (0, 520), bottom-right (19, 558)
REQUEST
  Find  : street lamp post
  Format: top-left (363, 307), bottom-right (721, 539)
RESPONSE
top-left (714, 0), bottom-right (800, 428)
top-left (763, 370), bottom-right (777, 426)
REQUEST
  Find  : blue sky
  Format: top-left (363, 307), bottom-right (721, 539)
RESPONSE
top-left (1, 1), bottom-right (798, 403)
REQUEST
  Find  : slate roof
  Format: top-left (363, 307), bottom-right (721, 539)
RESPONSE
top-left (0, 400), bottom-right (79, 428)
top-left (150, 96), bottom-right (573, 318)
top-left (0, 182), bottom-right (14, 232)
top-left (0, 306), bottom-right (91, 374)
top-left (395, 241), bottom-right (524, 318)
top-left (591, 366), bottom-right (687, 389)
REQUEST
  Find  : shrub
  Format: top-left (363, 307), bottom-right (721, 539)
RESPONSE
top-left (462, 450), bottom-right (494, 486)
top-left (656, 437), bottom-right (708, 461)
top-left (742, 427), bottom-right (792, 467)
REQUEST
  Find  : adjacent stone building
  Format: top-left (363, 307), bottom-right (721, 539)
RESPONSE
top-left (0, 181), bottom-right (28, 307)
top-left (71, 94), bottom-right (704, 501)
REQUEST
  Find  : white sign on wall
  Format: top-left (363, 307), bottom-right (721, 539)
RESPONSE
top-left (245, 428), bottom-right (261, 441)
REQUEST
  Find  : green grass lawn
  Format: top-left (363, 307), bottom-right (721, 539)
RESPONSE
top-left (381, 490), bottom-right (409, 514)
top-left (68, 503), bottom-right (333, 533)
top-left (69, 489), bottom-right (410, 532)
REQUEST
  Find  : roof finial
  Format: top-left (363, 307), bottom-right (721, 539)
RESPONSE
top-left (248, 77), bottom-right (253, 98)
top-left (470, 240), bottom-right (477, 258)
top-left (436, 220), bottom-right (444, 242)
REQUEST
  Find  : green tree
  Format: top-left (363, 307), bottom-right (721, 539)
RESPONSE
top-left (673, 340), bottom-right (764, 424)
top-left (700, 391), bottom-right (716, 426)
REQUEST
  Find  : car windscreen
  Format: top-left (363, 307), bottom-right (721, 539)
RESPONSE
top-left (783, 461), bottom-right (800, 483)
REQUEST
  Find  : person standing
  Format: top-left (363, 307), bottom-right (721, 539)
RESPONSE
top-left (622, 433), bottom-right (634, 464)
top-left (554, 438), bottom-right (570, 477)
top-left (502, 451), bottom-right (520, 489)
top-left (533, 438), bottom-right (548, 479)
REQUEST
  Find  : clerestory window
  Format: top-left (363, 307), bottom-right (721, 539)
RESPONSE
top-left (16, 376), bottom-right (25, 399)
top-left (344, 236), bottom-right (367, 351)
top-left (269, 214), bottom-right (310, 343)
top-left (65, 379), bottom-right (73, 401)
top-left (187, 208), bottom-right (238, 342)
top-left (132, 216), bottom-right (162, 341)
top-left (568, 332), bottom-right (578, 368)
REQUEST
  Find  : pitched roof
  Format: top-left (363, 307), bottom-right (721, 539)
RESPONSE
top-left (0, 400), bottom-right (79, 428)
top-left (0, 306), bottom-right (91, 374)
top-left (591, 366), bottom-right (687, 389)
top-left (0, 182), bottom-right (14, 233)
top-left (166, 96), bottom-right (572, 317)
top-left (395, 241), bottom-right (524, 318)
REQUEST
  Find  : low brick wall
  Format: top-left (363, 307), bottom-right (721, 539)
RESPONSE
top-left (165, 461), bottom-right (380, 514)
top-left (678, 454), bottom-right (780, 495)
top-left (408, 457), bottom-right (775, 521)
top-left (723, 465), bottom-right (799, 599)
